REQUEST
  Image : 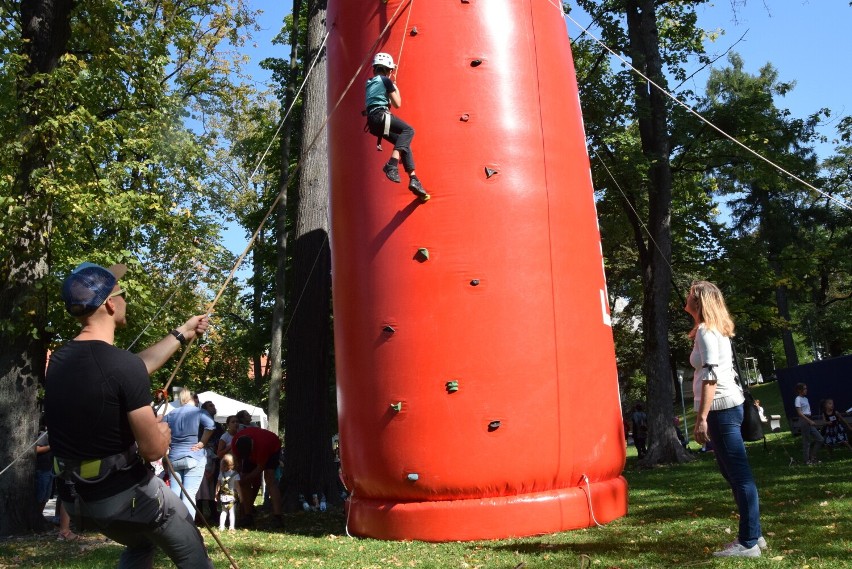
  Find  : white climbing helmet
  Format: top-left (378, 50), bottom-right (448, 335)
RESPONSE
top-left (373, 52), bottom-right (395, 69)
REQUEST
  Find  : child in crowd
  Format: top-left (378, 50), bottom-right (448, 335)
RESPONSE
top-left (216, 454), bottom-right (240, 531)
top-left (820, 398), bottom-right (852, 452)
top-left (794, 383), bottom-right (824, 465)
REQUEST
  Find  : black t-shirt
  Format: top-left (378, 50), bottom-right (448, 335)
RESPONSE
top-left (45, 340), bottom-right (152, 500)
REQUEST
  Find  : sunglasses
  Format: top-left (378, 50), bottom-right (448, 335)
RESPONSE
top-left (103, 289), bottom-right (126, 304)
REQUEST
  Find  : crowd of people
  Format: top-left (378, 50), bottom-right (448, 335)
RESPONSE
top-left (31, 262), bottom-right (852, 566)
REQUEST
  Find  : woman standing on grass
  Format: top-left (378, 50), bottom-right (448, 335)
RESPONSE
top-left (686, 281), bottom-right (765, 558)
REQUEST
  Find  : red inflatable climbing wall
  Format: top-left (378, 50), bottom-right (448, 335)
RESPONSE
top-left (327, 0), bottom-right (627, 541)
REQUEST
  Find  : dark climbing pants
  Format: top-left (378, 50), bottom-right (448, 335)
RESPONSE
top-left (368, 110), bottom-right (416, 173)
top-left (64, 471), bottom-right (213, 569)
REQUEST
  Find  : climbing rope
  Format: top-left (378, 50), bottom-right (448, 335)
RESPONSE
top-left (0, 436), bottom-right (40, 479)
top-left (392, 0), bottom-right (414, 80)
top-left (563, 12), bottom-right (852, 212)
top-left (127, 262), bottom-right (205, 351)
top-left (588, 147), bottom-right (680, 280)
top-left (155, 0), bottom-right (415, 399)
top-left (154, 29), bottom-right (333, 399)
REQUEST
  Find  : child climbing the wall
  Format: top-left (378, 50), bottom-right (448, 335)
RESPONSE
top-left (365, 52), bottom-right (429, 201)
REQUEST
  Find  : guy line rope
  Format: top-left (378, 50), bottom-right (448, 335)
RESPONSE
top-left (563, 11), bottom-right (852, 213)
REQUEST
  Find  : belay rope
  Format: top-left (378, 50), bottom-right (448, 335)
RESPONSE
top-left (143, 2), bottom-right (418, 564)
top-left (1, 8), bottom-right (416, 568)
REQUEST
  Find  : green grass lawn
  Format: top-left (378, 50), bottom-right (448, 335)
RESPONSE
top-left (3, 429), bottom-right (850, 569)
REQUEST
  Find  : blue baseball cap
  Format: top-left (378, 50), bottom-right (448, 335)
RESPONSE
top-left (61, 262), bottom-right (127, 316)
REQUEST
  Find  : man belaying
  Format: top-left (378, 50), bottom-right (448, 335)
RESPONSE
top-left (45, 262), bottom-right (213, 568)
top-left (364, 52), bottom-right (429, 201)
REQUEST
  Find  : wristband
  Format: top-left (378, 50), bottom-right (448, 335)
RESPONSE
top-left (169, 329), bottom-right (187, 346)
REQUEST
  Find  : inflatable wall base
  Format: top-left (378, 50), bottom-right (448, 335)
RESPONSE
top-left (347, 476), bottom-right (628, 542)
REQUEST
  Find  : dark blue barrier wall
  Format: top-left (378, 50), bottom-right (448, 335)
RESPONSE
top-left (776, 355), bottom-right (852, 418)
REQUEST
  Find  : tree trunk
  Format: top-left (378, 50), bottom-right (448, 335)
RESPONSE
top-left (0, 0), bottom-right (75, 535)
top-left (281, 0), bottom-right (337, 510)
top-left (624, 0), bottom-right (690, 465)
top-left (268, 0), bottom-right (303, 437)
top-left (252, 242), bottom-right (266, 391)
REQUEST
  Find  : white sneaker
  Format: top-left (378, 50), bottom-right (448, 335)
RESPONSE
top-left (713, 542), bottom-right (761, 558)
top-left (725, 536), bottom-right (767, 550)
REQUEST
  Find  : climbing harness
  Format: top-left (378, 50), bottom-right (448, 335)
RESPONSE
top-left (364, 105), bottom-right (392, 150)
top-left (53, 444), bottom-right (139, 485)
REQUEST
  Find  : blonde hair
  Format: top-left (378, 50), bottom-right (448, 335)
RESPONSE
top-left (221, 453), bottom-right (234, 470)
top-left (179, 388), bottom-right (194, 405)
top-left (688, 280), bottom-right (735, 339)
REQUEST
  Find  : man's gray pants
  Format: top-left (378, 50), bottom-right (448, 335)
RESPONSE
top-left (63, 470), bottom-right (213, 568)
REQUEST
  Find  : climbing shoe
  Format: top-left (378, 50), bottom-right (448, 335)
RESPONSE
top-left (383, 162), bottom-right (401, 183)
top-left (408, 178), bottom-right (430, 201)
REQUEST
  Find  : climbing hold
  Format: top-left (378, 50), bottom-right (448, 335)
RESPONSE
top-left (410, 27), bottom-right (418, 36)
top-left (415, 248), bottom-right (430, 262)
top-left (390, 402), bottom-right (403, 412)
top-left (382, 325), bottom-right (396, 334)
top-left (460, 113), bottom-right (470, 122)
top-left (407, 473), bottom-right (419, 482)
top-left (471, 59), bottom-right (483, 67)
top-left (446, 380), bottom-right (459, 393)
top-left (470, 279), bottom-right (480, 286)
top-left (488, 420), bottom-right (501, 431)
top-left (485, 167), bottom-right (498, 179)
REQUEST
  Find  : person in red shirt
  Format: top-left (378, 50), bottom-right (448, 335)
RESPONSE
top-left (231, 427), bottom-right (282, 525)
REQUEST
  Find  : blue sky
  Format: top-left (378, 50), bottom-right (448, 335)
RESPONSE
top-left (223, 1), bottom-right (850, 259)
top-left (244, 0), bottom-right (850, 153)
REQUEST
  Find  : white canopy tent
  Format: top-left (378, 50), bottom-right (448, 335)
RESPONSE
top-left (162, 389), bottom-right (268, 429)
top-left (197, 391), bottom-right (267, 429)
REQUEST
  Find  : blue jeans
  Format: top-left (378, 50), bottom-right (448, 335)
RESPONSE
top-left (707, 404), bottom-right (762, 548)
top-left (169, 455), bottom-right (206, 521)
top-left (35, 469), bottom-right (54, 504)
